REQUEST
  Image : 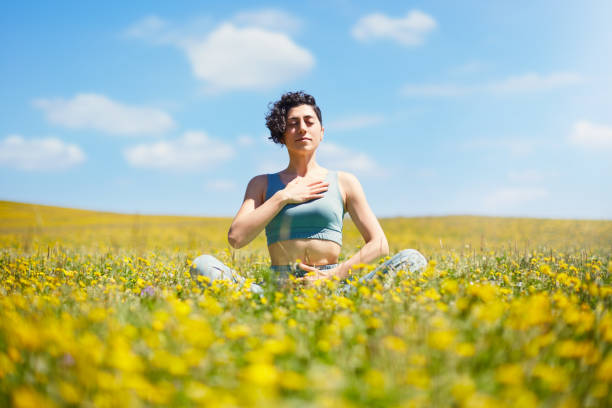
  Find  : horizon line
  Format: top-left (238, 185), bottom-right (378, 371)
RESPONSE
top-left (1, 199), bottom-right (610, 222)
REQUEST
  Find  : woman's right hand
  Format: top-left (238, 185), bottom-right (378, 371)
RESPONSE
top-left (280, 177), bottom-right (329, 204)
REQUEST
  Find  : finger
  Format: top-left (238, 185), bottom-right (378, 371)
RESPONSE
top-left (306, 181), bottom-right (329, 187)
top-left (295, 275), bottom-right (315, 286)
top-left (310, 186), bottom-right (329, 193)
top-left (299, 267), bottom-right (320, 280)
top-left (298, 272), bottom-right (317, 281)
top-left (295, 278), bottom-right (313, 288)
top-left (310, 182), bottom-right (329, 189)
top-left (298, 262), bottom-right (318, 272)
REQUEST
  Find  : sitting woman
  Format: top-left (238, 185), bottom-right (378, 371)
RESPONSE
top-left (191, 91), bottom-right (427, 292)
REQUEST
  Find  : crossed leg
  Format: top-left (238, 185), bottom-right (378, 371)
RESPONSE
top-left (189, 254), bottom-right (264, 294)
top-left (190, 249), bottom-right (427, 293)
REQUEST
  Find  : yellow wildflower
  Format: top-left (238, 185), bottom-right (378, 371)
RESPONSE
top-left (241, 363), bottom-right (279, 387)
top-left (451, 375), bottom-right (475, 402)
top-left (12, 387), bottom-right (55, 408)
top-left (596, 355), bottom-right (612, 382)
top-left (382, 335), bottom-right (407, 353)
top-left (455, 342), bottom-right (476, 357)
top-left (427, 330), bottom-right (455, 350)
top-left (496, 363), bottom-right (524, 386)
top-left (532, 363), bottom-right (569, 391)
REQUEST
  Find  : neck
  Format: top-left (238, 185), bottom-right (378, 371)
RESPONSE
top-left (285, 151), bottom-right (320, 176)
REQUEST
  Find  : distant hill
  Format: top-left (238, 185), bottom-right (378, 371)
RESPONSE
top-left (1, 200), bottom-right (611, 253)
top-left (0, 200), bottom-right (221, 230)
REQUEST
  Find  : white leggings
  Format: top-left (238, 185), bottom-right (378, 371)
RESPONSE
top-left (190, 249), bottom-right (428, 294)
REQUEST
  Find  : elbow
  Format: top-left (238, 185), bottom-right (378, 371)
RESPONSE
top-left (228, 227), bottom-right (251, 249)
top-left (227, 228), bottom-right (243, 249)
top-left (366, 235), bottom-right (389, 258)
top-left (228, 236), bottom-right (240, 249)
top-left (378, 235), bottom-right (390, 257)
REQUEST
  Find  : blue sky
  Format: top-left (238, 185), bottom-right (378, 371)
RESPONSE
top-left (1, 1), bottom-right (611, 219)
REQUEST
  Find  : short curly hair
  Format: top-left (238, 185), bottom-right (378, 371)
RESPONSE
top-left (265, 91), bottom-right (322, 144)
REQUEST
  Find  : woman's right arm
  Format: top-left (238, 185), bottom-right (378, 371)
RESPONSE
top-left (227, 175), bottom-right (328, 249)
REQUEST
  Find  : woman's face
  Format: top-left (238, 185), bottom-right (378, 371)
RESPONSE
top-left (282, 104), bottom-right (324, 153)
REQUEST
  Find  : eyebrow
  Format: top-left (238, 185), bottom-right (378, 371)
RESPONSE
top-left (287, 115), bottom-right (315, 121)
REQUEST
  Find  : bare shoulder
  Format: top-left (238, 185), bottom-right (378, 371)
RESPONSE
top-left (247, 174), bottom-right (268, 189)
top-left (337, 171), bottom-right (363, 195)
top-left (337, 171), bottom-right (366, 209)
top-left (244, 174), bottom-right (269, 202)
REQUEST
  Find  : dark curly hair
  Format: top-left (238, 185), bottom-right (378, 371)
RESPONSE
top-left (265, 91), bottom-right (322, 144)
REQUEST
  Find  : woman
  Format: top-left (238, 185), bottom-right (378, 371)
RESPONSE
top-left (191, 91), bottom-right (426, 292)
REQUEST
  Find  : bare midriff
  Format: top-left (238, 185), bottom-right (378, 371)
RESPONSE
top-left (268, 239), bottom-right (341, 266)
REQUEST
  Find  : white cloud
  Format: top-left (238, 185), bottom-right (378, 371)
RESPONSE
top-left (487, 72), bottom-right (584, 93)
top-left (569, 120), bottom-right (612, 150)
top-left (124, 15), bottom-right (167, 39)
top-left (123, 131), bottom-right (234, 171)
top-left (237, 134), bottom-right (255, 147)
top-left (317, 142), bottom-right (382, 175)
top-left (463, 138), bottom-right (536, 156)
top-left (351, 10), bottom-right (437, 46)
top-left (0, 135), bottom-right (85, 171)
top-left (483, 187), bottom-right (549, 209)
top-left (232, 9), bottom-right (302, 34)
top-left (33, 93), bottom-right (175, 135)
top-left (124, 15), bottom-right (212, 44)
top-left (326, 114), bottom-right (385, 132)
top-left (206, 179), bottom-right (237, 192)
top-left (126, 12), bottom-right (314, 92)
top-left (184, 23), bottom-right (314, 92)
top-left (402, 72), bottom-right (584, 97)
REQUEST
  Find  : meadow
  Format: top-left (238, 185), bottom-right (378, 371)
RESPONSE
top-left (1, 200), bottom-right (611, 407)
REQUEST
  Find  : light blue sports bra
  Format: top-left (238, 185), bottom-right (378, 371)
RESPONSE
top-left (265, 171), bottom-right (346, 246)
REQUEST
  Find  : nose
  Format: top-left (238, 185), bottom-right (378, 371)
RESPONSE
top-left (298, 119), bottom-right (307, 133)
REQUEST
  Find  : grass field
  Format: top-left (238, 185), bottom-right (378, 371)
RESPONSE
top-left (1, 200), bottom-right (611, 407)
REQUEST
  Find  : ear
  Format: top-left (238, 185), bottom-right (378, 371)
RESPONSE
top-left (321, 126), bottom-right (324, 141)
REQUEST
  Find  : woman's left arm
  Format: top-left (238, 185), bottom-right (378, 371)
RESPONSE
top-left (299, 172), bottom-right (389, 281)
top-left (334, 171), bottom-right (389, 278)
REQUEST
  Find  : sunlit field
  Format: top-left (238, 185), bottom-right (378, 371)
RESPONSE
top-left (1, 200), bottom-right (611, 407)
